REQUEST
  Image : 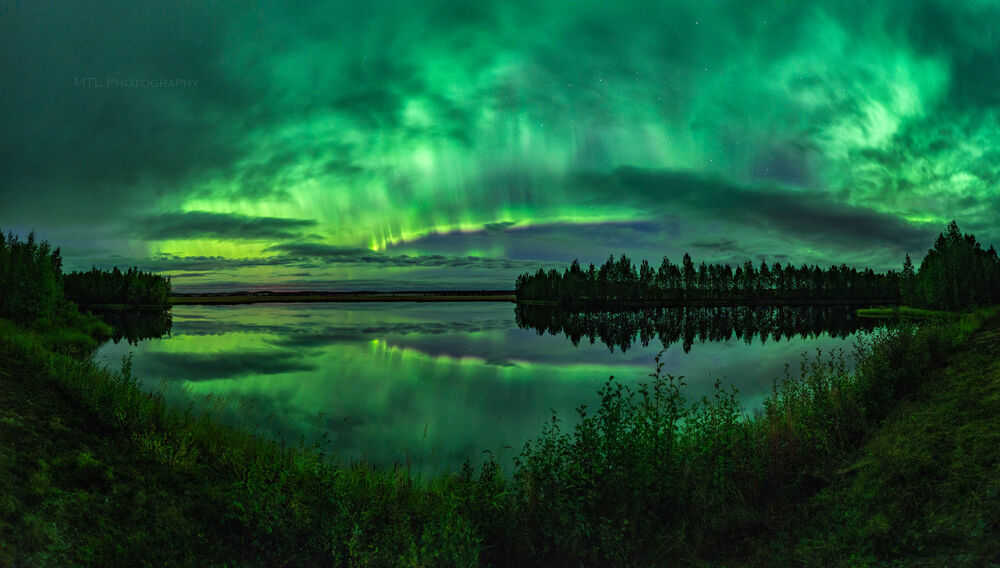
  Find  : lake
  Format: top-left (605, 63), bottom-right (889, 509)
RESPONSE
top-left (93, 302), bottom-right (880, 474)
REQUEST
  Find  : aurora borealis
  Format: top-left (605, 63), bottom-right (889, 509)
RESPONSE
top-left (3, 1), bottom-right (1000, 290)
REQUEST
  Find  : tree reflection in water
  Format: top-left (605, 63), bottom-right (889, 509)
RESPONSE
top-left (515, 305), bottom-right (880, 353)
top-left (91, 309), bottom-right (173, 345)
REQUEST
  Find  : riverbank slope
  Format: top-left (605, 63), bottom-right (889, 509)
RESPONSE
top-left (0, 319), bottom-right (479, 566)
top-left (767, 311), bottom-right (1000, 565)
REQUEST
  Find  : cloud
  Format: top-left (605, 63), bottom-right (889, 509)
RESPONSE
top-left (141, 350), bottom-right (317, 381)
top-left (686, 238), bottom-right (740, 252)
top-left (483, 221), bottom-right (519, 233)
top-left (268, 319), bottom-right (510, 348)
top-left (263, 241), bottom-right (542, 270)
top-left (262, 242), bottom-right (370, 257)
top-left (145, 253), bottom-right (294, 272)
top-left (138, 211), bottom-right (317, 240)
top-left (573, 166), bottom-right (936, 252)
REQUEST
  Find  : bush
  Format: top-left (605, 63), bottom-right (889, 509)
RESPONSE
top-left (498, 316), bottom-right (967, 565)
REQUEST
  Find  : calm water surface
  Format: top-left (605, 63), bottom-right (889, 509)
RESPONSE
top-left (94, 302), bottom-right (878, 473)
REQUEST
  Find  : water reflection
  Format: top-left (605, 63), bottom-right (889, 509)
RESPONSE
top-left (515, 305), bottom-right (879, 353)
top-left (91, 308), bottom-right (172, 345)
top-left (95, 303), bottom-right (878, 473)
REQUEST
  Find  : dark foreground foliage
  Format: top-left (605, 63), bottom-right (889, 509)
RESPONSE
top-left (469, 312), bottom-right (988, 566)
top-left (783, 316), bottom-right (1000, 566)
top-left (0, 319), bottom-right (480, 566)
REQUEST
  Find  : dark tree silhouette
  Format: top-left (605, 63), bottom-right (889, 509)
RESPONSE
top-left (515, 252), bottom-right (902, 306)
top-left (909, 221), bottom-right (1000, 310)
top-left (64, 266), bottom-right (171, 307)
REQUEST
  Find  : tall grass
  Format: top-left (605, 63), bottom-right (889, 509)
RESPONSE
top-left (1, 319), bottom-right (481, 566)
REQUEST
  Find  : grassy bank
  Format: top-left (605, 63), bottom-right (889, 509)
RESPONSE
top-left (74, 303), bottom-right (170, 311)
top-left (0, 319), bottom-right (481, 566)
top-left (778, 310), bottom-right (1000, 565)
top-left (857, 305), bottom-right (962, 319)
top-left (2, 308), bottom-right (999, 565)
top-left (485, 308), bottom-right (999, 566)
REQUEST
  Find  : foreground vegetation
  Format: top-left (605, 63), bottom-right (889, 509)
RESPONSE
top-left (4, 303), bottom-right (999, 565)
top-left (4, 227), bottom-right (1000, 565)
top-left (0, 318), bottom-right (480, 566)
top-left (781, 315), bottom-right (1000, 565)
top-left (499, 309), bottom-right (1000, 566)
top-left (857, 306), bottom-right (961, 319)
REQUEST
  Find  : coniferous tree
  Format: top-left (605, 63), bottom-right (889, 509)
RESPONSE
top-left (900, 254), bottom-right (916, 305)
top-left (514, 253), bottom-right (907, 306)
top-left (910, 221), bottom-right (999, 310)
top-left (682, 253), bottom-right (695, 301)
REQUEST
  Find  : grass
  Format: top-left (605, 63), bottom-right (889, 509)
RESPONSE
top-left (0, 319), bottom-right (481, 566)
top-left (857, 305), bottom-right (962, 319)
top-left (2, 307), bottom-right (999, 565)
top-left (74, 303), bottom-right (169, 311)
top-left (778, 308), bottom-right (1000, 566)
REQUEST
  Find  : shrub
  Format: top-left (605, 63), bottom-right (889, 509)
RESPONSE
top-left (500, 316), bottom-right (968, 565)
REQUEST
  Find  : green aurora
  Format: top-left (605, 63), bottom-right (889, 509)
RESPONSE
top-left (2, 1), bottom-right (999, 290)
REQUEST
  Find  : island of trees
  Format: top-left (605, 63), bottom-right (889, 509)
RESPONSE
top-left (516, 221), bottom-right (1000, 312)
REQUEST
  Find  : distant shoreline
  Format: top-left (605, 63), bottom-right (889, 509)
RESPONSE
top-left (167, 291), bottom-right (517, 305)
top-left (79, 292), bottom-right (907, 309)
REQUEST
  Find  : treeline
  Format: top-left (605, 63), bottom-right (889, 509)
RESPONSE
top-left (516, 221), bottom-right (1000, 311)
top-left (64, 266), bottom-right (171, 307)
top-left (516, 254), bottom-right (900, 306)
top-left (903, 221), bottom-right (1000, 311)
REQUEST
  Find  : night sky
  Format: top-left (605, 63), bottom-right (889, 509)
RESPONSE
top-left (2, 1), bottom-right (999, 291)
